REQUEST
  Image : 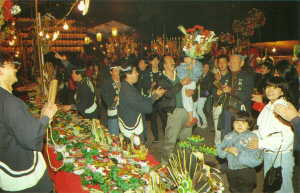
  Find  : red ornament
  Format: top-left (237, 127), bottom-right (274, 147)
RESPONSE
top-left (193, 25), bottom-right (204, 31)
top-left (2, 0), bottom-right (14, 21)
top-left (186, 28), bottom-right (195, 33)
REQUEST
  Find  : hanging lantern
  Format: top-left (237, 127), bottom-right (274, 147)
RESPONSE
top-left (63, 22), bottom-right (69, 30)
top-left (45, 33), bottom-right (50, 39)
top-left (112, 27), bottom-right (118, 37)
top-left (82, 0), bottom-right (90, 16)
top-left (78, 0), bottom-right (85, 11)
top-left (84, 36), bottom-right (91, 44)
top-left (96, 32), bottom-right (102, 41)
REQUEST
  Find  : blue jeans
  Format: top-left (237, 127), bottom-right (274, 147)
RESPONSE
top-left (195, 97), bottom-right (207, 126)
top-left (264, 151), bottom-right (294, 193)
top-left (107, 118), bottom-right (119, 135)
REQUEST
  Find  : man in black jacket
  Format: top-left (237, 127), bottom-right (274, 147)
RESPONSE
top-left (118, 64), bottom-right (165, 144)
top-left (0, 53), bottom-right (57, 192)
top-left (62, 66), bottom-right (99, 119)
top-left (216, 55), bottom-right (254, 138)
top-left (101, 63), bottom-right (121, 135)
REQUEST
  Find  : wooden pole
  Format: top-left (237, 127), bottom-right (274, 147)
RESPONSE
top-left (35, 0), bottom-right (46, 96)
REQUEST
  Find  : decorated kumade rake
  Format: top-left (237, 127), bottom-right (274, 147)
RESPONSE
top-left (166, 149), bottom-right (224, 193)
top-left (178, 25), bottom-right (218, 59)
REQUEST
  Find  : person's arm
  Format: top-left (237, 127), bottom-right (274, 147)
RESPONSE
top-left (123, 88), bottom-right (155, 114)
top-left (238, 149), bottom-right (263, 168)
top-left (291, 116), bottom-right (300, 133)
top-left (4, 98), bottom-right (51, 151)
top-left (237, 134), bottom-right (263, 167)
top-left (191, 61), bottom-right (203, 81)
top-left (216, 134), bottom-right (231, 159)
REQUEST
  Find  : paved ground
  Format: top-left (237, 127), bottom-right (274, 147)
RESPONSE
top-left (145, 119), bottom-right (300, 193)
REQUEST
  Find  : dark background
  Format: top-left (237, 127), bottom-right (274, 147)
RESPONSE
top-left (16, 0), bottom-right (300, 42)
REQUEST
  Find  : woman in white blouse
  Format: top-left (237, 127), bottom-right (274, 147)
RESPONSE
top-left (248, 76), bottom-right (294, 193)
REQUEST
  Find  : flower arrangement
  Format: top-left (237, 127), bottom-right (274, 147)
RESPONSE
top-left (218, 32), bottom-right (235, 46)
top-left (0, 0), bottom-right (21, 27)
top-left (232, 8), bottom-right (265, 38)
top-left (178, 25), bottom-right (218, 59)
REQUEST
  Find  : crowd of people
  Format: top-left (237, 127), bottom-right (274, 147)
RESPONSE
top-left (1, 48), bottom-right (300, 192)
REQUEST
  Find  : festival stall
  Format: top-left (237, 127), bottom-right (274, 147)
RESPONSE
top-left (23, 88), bottom-right (224, 193)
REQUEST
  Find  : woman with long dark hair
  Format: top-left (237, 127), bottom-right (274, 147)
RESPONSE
top-left (248, 76), bottom-right (295, 193)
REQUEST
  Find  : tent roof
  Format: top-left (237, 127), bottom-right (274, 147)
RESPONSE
top-left (87, 20), bottom-right (135, 34)
top-left (251, 40), bottom-right (300, 55)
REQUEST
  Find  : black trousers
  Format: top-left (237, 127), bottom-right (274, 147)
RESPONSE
top-left (226, 168), bottom-right (256, 193)
top-left (150, 105), bottom-right (167, 141)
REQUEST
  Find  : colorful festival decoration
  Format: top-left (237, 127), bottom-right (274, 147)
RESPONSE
top-left (166, 149), bottom-right (224, 193)
top-left (178, 25), bottom-right (218, 59)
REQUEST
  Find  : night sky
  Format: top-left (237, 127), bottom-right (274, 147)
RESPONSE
top-left (16, 0), bottom-right (300, 42)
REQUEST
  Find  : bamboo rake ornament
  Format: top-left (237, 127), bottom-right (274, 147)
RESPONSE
top-left (47, 79), bottom-right (58, 104)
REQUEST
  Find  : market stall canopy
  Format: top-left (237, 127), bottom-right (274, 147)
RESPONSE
top-left (251, 40), bottom-right (300, 56)
top-left (87, 20), bottom-right (135, 35)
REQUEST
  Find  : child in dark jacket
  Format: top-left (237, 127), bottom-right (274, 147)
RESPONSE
top-left (217, 111), bottom-right (262, 193)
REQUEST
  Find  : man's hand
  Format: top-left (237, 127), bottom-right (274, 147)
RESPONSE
top-left (54, 53), bottom-right (62, 60)
top-left (216, 89), bottom-right (223, 96)
top-left (224, 147), bottom-right (239, 156)
top-left (214, 72), bottom-right (222, 81)
top-left (41, 103), bottom-right (58, 120)
top-left (251, 94), bottom-right (263, 103)
top-left (274, 102), bottom-right (300, 122)
top-left (185, 89), bottom-right (194, 97)
top-left (247, 137), bottom-right (259, 150)
top-left (180, 77), bottom-right (191, 86)
top-left (61, 105), bottom-right (72, 112)
top-left (152, 87), bottom-right (166, 99)
top-left (222, 85), bottom-right (231, 93)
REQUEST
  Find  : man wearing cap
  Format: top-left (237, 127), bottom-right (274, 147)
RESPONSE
top-left (101, 63), bottom-right (121, 135)
top-left (0, 53), bottom-right (57, 192)
top-left (62, 66), bottom-right (100, 119)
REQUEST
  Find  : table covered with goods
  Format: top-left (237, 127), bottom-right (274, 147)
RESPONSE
top-left (26, 93), bottom-right (225, 193)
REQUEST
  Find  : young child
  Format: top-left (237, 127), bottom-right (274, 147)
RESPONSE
top-left (217, 111), bottom-right (262, 193)
top-left (176, 56), bottom-right (202, 126)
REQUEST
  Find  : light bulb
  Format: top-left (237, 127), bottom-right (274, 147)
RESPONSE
top-left (9, 40), bottom-right (15, 46)
top-left (96, 32), bottom-right (102, 42)
top-left (38, 31), bottom-right (44, 36)
top-left (111, 27), bottom-right (118, 37)
top-left (272, 47), bottom-right (276, 53)
top-left (63, 22), bottom-right (69, 30)
top-left (52, 31), bottom-right (60, 41)
top-left (45, 33), bottom-right (50, 39)
top-left (78, 0), bottom-right (85, 11)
